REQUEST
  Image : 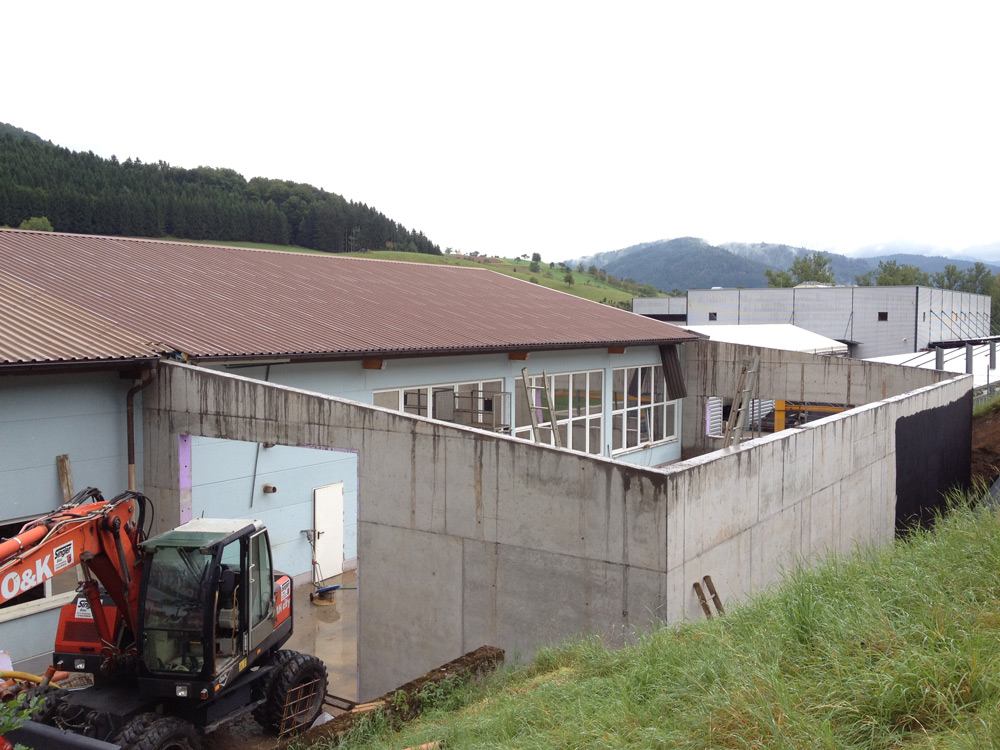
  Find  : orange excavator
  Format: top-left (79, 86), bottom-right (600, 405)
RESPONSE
top-left (0, 488), bottom-right (327, 750)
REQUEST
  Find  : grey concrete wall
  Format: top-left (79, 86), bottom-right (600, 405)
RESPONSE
top-left (680, 338), bottom-right (953, 456)
top-left (144, 355), bottom-right (970, 701)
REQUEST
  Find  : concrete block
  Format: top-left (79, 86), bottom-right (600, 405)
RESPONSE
top-left (779, 429), bottom-right (814, 509)
top-left (665, 472), bottom-right (686, 573)
top-left (491, 545), bottom-right (626, 661)
top-left (622, 477), bottom-right (668, 572)
top-left (810, 417), bottom-right (853, 491)
top-left (461, 539), bottom-right (499, 650)
top-left (838, 465), bottom-right (873, 554)
top-left (444, 436), bottom-right (499, 542)
top-left (807, 483), bottom-right (841, 562)
top-left (750, 504), bottom-right (803, 591)
top-left (495, 449), bottom-right (625, 564)
top-left (756, 435), bottom-right (784, 520)
top-left (359, 522), bottom-right (464, 701)
top-left (625, 566), bottom-right (669, 638)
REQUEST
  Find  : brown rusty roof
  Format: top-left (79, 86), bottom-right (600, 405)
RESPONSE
top-left (0, 272), bottom-right (166, 365)
top-left (0, 229), bottom-right (695, 363)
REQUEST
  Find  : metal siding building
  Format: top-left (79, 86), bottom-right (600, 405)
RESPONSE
top-left (680, 286), bottom-right (991, 358)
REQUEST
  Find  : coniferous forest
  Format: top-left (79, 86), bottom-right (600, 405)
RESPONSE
top-left (0, 123), bottom-right (441, 255)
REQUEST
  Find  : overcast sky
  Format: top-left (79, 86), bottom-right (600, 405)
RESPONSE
top-left (4, 2), bottom-right (997, 260)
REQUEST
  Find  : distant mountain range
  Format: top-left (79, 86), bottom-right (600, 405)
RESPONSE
top-left (572, 238), bottom-right (1000, 293)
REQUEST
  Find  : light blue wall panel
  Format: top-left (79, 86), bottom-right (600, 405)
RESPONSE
top-left (0, 372), bottom-right (140, 513)
top-left (190, 437), bottom-right (358, 579)
top-left (0, 371), bottom-right (143, 668)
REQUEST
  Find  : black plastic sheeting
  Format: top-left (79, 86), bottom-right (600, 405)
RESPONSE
top-left (6, 720), bottom-right (120, 749)
top-left (895, 392), bottom-right (972, 532)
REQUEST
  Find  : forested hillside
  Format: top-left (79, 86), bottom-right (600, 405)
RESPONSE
top-left (576, 238), bottom-right (1000, 292)
top-left (0, 124), bottom-right (440, 255)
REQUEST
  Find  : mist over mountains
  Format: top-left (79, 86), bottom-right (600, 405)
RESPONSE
top-left (572, 238), bottom-right (1000, 293)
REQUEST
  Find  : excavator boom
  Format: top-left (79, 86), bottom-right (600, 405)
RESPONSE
top-left (0, 489), bottom-right (146, 646)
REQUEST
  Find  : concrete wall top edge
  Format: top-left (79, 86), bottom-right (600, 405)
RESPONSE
top-left (158, 360), bottom-right (676, 480)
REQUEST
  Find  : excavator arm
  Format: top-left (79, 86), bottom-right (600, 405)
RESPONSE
top-left (0, 489), bottom-right (147, 657)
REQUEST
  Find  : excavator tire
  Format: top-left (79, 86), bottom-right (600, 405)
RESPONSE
top-left (252, 649), bottom-right (328, 734)
top-left (113, 712), bottom-right (159, 749)
top-left (128, 716), bottom-right (201, 750)
top-left (22, 684), bottom-right (63, 725)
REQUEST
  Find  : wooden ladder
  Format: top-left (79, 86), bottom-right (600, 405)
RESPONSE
top-left (520, 368), bottom-right (562, 447)
top-left (723, 355), bottom-right (760, 448)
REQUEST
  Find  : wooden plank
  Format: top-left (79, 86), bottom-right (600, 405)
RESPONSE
top-left (57, 455), bottom-right (74, 503)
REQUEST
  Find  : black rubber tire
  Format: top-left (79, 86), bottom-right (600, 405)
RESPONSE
top-left (22, 684), bottom-right (63, 725)
top-left (252, 649), bottom-right (328, 734)
top-left (129, 716), bottom-right (201, 750)
top-left (113, 712), bottom-right (160, 750)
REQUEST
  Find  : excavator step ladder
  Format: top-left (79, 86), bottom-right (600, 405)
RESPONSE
top-left (520, 368), bottom-right (562, 447)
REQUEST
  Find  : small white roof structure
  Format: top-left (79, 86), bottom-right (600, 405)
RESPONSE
top-left (868, 345), bottom-right (999, 391)
top-left (683, 324), bottom-right (849, 356)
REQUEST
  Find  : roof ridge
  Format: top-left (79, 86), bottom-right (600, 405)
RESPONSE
top-left (0, 228), bottom-right (489, 270)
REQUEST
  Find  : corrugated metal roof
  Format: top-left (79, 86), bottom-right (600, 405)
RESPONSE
top-left (0, 230), bottom-right (695, 363)
top-left (0, 272), bottom-right (166, 365)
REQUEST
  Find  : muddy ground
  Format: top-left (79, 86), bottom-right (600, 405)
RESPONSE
top-left (212, 646), bottom-right (503, 750)
top-left (972, 406), bottom-right (1000, 487)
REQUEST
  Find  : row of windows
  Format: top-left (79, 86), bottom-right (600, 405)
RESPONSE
top-left (374, 366), bottom-right (678, 456)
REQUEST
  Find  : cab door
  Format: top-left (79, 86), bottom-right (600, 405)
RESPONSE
top-left (248, 530), bottom-right (276, 650)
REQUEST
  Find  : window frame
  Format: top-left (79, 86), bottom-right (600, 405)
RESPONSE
top-left (513, 369), bottom-right (604, 455)
top-left (610, 364), bottom-right (678, 455)
top-left (374, 378), bottom-right (507, 429)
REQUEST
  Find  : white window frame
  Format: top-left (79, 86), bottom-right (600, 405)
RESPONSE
top-left (514, 369), bottom-right (604, 455)
top-left (611, 364), bottom-right (678, 455)
top-left (0, 516), bottom-right (79, 624)
top-left (374, 379), bottom-right (507, 429)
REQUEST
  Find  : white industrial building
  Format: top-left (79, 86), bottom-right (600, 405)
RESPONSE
top-left (636, 286), bottom-right (991, 358)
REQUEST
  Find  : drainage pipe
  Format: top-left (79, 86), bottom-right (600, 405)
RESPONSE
top-left (126, 366), bottom-right (157, 492)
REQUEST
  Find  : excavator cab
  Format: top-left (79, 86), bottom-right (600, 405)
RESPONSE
top-left (136, 518), bottom-right (294, 698)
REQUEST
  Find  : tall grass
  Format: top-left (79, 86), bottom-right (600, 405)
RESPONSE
top-left (326, 498), bottom-right (1000, 749)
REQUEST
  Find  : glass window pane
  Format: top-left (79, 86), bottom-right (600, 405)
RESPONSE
top-left (654, 367), bottom-right (665, 404)
top-left (613, 369), bottom-right (625, 410)
top-left (653, 404), bottom-right (664, 442)
top-left (572, 422), bottom-right (587, 451)
top-left (554, 374), bottom-right (570, 420)
top-left (640, 366), bottom-right (653, 401)
top-left (403, 388), bottom-right (427, 417)
top-left (589, 424), bottom-right (602, 454)
top-left (613, 414), bottom-right (624, 451)
top-left (373, 390), bottom-right (399, 410)
top-left (433, 387), bottom-right (456, 422)
top-left (515, 380), bottom-right (533, 428)
top-left (571, 374), bottom-right (586, 416)
top-left (589, 372), bottom-right (603, 415)
top-left (665, 402), bottom-right (677, 438)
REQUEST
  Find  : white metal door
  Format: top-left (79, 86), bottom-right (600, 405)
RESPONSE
top-left (313, 482), bottom-right (344, 581)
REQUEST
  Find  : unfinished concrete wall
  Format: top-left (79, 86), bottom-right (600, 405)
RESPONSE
top-left (681, 338), bottom-right (953, 456)
top-left (144, 356), bottom-right (971, 700)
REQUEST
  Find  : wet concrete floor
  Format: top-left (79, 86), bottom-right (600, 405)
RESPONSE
top-left (286, 569), bottom-right (359, 702)
top-left (212, 570), bottom-right (358, 749)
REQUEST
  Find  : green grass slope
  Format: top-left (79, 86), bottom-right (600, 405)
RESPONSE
top-left (328, 497), bottom-right (1000, 749)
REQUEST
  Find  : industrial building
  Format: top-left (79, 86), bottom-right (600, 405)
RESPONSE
top-left (635, 286), bottom-right (991, 358)
top-left (0, 230), bottom-right (973, 698)
top-left (0, 229), bottom-right (693, 671)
